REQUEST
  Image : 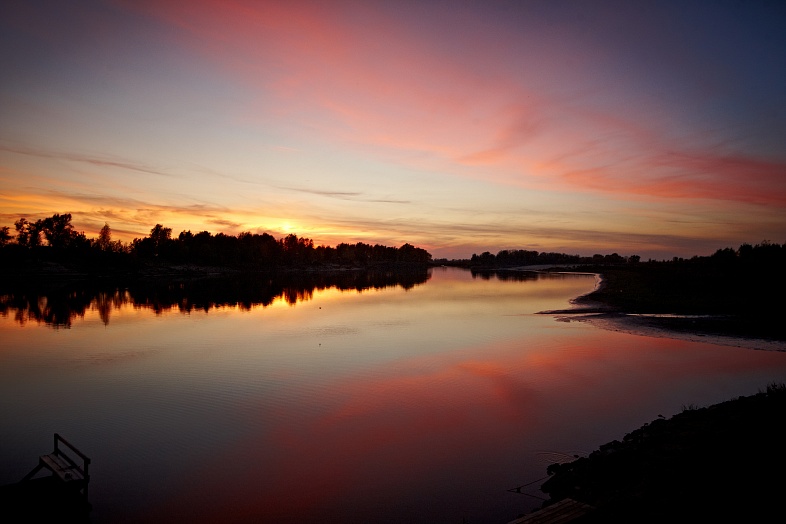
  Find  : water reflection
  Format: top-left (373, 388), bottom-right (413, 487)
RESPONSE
top-left (470, 269), bottom-right (593, 282)
top-left (0, 270), bottom-right (430, 328)
top-left (3, 268), bottom-right (786, 524)
top-left (470, 269), bottom-right (539, 281)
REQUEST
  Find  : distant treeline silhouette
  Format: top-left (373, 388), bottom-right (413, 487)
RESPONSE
top-left (0, 270), bottom-right (431, 328)
top-left (463, 241), bottom-right (786, 269)
top-left (0, 213), bottom-right (432, 272)
top-left (463, 249), bottom-right (638, 267)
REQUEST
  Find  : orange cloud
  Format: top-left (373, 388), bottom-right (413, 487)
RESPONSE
top-left (4, 0), bottom-right (783, 260)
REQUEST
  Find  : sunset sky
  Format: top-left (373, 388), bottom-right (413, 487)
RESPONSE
top-left (1, 0), bottom-right (785, 259)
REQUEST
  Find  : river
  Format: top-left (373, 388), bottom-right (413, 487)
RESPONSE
top-left (2, 267), bottom-right (785, 523)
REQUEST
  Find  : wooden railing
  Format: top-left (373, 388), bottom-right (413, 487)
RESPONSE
top-left (22, 433), bottom-right (91, 501)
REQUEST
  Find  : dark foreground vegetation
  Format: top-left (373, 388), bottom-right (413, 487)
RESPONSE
top-left (574, 242), bottom-right (786, 340)
top-left (0, 213), bottom-right (432, 280)
top-left (538, 383), bottom-right (786, 522)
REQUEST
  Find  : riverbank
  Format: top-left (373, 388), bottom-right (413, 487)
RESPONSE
top-left (538, 264), bottom-right (786, 349)
top-left (555, 309), bottom-right (786, 352)
top-left (525, 265), bottom-right (786, 520)
top-left (537, 383), bottom-right (786, 522)
top-left (543, 301), bottom-right (786, 351)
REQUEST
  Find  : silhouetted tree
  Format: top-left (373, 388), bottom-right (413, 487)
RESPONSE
top-left (398, 243), bottom-right (431, 264)
top-left (14, 218), bottom-right (41, 248)
top-left (40, 213), bottom-right (77, 249)
top-left (0, 226), bottom-right (11, 246)
top-left (96, 223), bottom-right (112, 251)
top-left (3, 212), bottom-right (433, 271)
top-left (149, 224), bottom-right (172, 257)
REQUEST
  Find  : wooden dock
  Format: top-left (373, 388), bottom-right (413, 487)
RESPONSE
top-left (22, 433), bottom-right (91, 501)
top-left (0, 433), bottom-right (93, 522)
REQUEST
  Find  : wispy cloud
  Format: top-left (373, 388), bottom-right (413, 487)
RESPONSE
top-left (0, 142), bottom-right (178, 179)
top-left (281, 186), bottom-right (411, 204)
top-left (3, 1), bottom-right (784, 258)
top-left (207, 218), bottom-right (243, 229)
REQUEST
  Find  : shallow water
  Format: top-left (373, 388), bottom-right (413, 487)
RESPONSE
top-left (2, 267), bottom-right (785, 523)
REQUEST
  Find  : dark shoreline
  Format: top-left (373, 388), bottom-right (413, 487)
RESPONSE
top-left (541, 306), bottom-right (786, 352)
top-left (535, 384), bottom-right (786, 522)
top-left (517, 267), bottom-right (786, 521)
top-left (533, 267), bottom-right (786, 350)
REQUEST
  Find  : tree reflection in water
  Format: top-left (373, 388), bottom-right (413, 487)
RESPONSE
top-left (0, 270), bottom-right (430, 328)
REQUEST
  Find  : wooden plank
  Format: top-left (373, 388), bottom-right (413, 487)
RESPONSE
top-left (40, 454), bottom-right (84, 483)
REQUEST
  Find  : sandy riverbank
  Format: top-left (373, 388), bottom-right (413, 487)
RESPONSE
top-left (539, 270), bottom-right (786, 352)
top-left (551, 309), bottom-right (786, 352)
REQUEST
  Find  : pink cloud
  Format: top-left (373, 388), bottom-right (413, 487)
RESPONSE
top-left (117, 1), bottom-right (541, 163)
top-left (558, 150), bottom-right (786, 205)
top-left (114, 0), bottom-right (786, 209)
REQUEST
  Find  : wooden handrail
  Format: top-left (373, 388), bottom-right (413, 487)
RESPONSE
top-left (54, 433), bottom-right (92, 465)
top-left (22, 433), bottom-right (92, 503)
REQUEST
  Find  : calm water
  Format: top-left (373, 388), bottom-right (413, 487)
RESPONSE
top-left (2, 267), bottom-right (786, 523)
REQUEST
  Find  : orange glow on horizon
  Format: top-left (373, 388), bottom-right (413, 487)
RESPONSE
top-left (2, 1), bottom-right (785, 260)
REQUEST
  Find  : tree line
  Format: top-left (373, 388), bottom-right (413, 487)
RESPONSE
top-left (707, 240), bottom-right (786, 268)
top-left (0, 213), bottom-right (432, 271)
top-left (464, 241), bottom-right (785, 269)
top-left (464, 249), bottom-right (640, 267)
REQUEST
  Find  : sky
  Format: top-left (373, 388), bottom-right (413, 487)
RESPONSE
top-left (1, 0), bottom-right (785, 260)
